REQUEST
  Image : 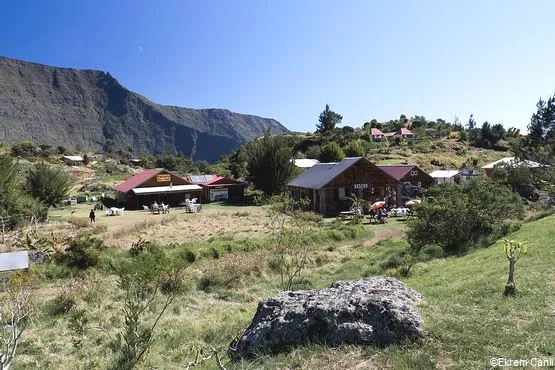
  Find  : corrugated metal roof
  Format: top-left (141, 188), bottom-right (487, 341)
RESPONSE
top-left (378, 165), bottom-right (417, 181)
top-left (287, 157), bottom-right (363, 189)
top-left (371, 128), bottom-right (384, 136)
top-left (429, 170), bottom-right (460, 178)
top-left (115, 169), bottom-right (162, 193)
top-left (187, 175), bottom-right (215, 183)
top-left (481, 157), bottom-right (543, 169)
top-left (62, 155), bottom-right (84, 161)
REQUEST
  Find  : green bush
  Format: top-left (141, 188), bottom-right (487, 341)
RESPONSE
top-left (182, 249), bottom-right (196, 263)
top-left (56, 237), bottom-right (105, 270)
top-left (407, 179), bottom-right (523, 254)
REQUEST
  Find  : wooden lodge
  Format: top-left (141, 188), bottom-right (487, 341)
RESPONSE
top-left (115, 169), bottom-right (202, 209)
top-left (185, 175), bottom-right (247, 202)
top-left (286, 157), bottom-right (399, 216)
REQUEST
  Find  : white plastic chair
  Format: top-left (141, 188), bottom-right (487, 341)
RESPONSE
top-left (105, 209), bottom-right (113, 216)
top-left (142, 205), bottom-right (150, 212)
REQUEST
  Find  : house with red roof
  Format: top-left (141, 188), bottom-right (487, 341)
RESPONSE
top-left (371, 128), bottom-right (414, 141)
top-left (370, 128), bottom-right (384, 141)
top-left (115, 168), bottom-right (202, 209)
top-left (185, 175), bottom-right (247, 202)
top-left (395, 128), bottom-right (414, 139)
top-left (377, 164), bottom-right (433, 188)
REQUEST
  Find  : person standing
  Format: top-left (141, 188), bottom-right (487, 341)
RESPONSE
top-left (89, 209), bottom-right (96, 223)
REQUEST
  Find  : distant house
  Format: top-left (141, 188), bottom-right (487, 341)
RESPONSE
top-left (287, 157), bottom-right (399, 216)
top-left (378, 165), bottom-right (433, 188)
top-left (370, 128), bottom-right (384, 141)
top-left (425, 128), bottom-right (438, 137)
top-left (379, 128), bottom-right (414, 140)
top-left (115, 168), bottom-right (202, 209)
top-left (395, 128), bottom-right (414, 139)
top-left (293, 159), bottom-right (320, 169)
top-left (429, 170), bottom-right (460, 185)
top-left (62, 155), bottom-right (84, 165)
top-left (458, 168), bottom-right (484, 181)
top-left (481, 157), bottom-right (544, 177)
top-left (185, 175), bottom-right (247, 202)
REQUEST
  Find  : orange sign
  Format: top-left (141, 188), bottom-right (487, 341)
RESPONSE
top-left (157, 174), bottom-right (171, 182)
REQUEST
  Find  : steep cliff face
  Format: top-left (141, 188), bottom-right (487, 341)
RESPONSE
top-left (0, 56), bottom-right (288, 162)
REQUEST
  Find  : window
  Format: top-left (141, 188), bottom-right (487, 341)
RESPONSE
top-left (410, 170), bottom-right (418, 176)
top-left (417, 181), bottom-right (422, 187)
top-left (338, 188), bottom-right (346, 199)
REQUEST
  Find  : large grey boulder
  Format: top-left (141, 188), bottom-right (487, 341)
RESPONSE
top-left (229, 277), bottom-right (423, 360)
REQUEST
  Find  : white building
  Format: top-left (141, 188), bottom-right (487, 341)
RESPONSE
top-left (481, 157), bottom-right (544, 176)
top-left (429, 170), bottom-right (460, 185)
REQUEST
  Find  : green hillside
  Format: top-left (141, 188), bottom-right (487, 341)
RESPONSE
top-left (247, 216), bottom-right (555, 369)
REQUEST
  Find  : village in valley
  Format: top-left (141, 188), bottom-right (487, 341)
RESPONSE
top-left (1, 2), bottom-right (555, 368)
top-left (1, 101), bottom-right (554, 369)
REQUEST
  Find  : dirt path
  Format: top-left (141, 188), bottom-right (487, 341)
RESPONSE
top-left (363, 229), bottom-right (405, 246)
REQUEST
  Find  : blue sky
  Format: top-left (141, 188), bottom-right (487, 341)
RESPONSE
top-left (1, 0), bottom-right (555, 133)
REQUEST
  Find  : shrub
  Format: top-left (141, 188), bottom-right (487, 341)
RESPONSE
top-left (182, 249), bottom-right (196, 263)
top-left (407, 180), bottom-right (524, 255)
top-left (318, 142), bottom-right (345, 163)
top-left (199, 252), bottom-right (265, 290)
top-left (56, 237), bottom-right (105, 270)
top-left (343, 141), bottom-right (364, 157)
top-left (68, 217), bottom-right (91, 229)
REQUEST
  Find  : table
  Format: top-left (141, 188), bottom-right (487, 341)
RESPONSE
top-left (185, 204), bottom-right (202, 213)
top-left (339, 211), bottom-right (355, 221)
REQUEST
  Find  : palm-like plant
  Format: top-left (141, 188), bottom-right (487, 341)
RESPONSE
top-left (345, 194), bottom-right (368, 223)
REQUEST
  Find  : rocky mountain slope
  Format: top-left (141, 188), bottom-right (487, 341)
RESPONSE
top-left (0, 56), bottom-right (288, 162)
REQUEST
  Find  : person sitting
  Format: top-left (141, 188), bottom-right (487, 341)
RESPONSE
top-left (377, 209), bottom-right (387, 224)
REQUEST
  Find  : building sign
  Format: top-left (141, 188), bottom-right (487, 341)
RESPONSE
top-left (210, 188), bottom-right (228, 201)
top-left (157, 174), bottom-right (171, 182)
top-left (353, 183), bottom-right (368, 189)
top-left (0, 251), bottom-right (29, 272)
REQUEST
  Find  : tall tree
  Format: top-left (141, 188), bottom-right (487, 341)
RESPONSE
top-left (527, 95), bottom-right (555, 145)
top-left (246, 135), bottom-right (296, 196)
top-left (316, 104), bottom-right (343, 133)
top-left (26, 163), bottom-right (73, 207)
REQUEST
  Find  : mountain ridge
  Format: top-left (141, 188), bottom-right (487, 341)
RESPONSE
top-left (0, 56), bottom-right (288, 162)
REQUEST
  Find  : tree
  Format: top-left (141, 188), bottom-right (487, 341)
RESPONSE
top-left (316, 104), bottom-right (343, 133)
top-left (0, 273), bottom-right (34, 370)
top-left (246, 135), bottom-right (296, 196)
top-left (527, 95), bottom-right (555, 144)
top-left (318, 142), bottom-right (345, 163)
top-left (501, 238), bottom-right (527, 296)
top-left (343, 141), bottom-right (364, 157)
top-left (113, 245), bottom-right (186, 369)
top-left (267, 194), bottom-right (310, 291)
top-left (26, 163), bottom-right (73, 207)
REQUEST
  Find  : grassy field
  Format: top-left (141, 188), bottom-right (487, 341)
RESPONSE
top-left (8, 202), bottom-right (554, 369)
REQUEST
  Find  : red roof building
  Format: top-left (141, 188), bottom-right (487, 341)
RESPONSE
top-left (377, 164), bottom-right (433, 188)
top-left (395, 128), bottom-right (414, 138)
top-left (115, 169), bottom-right (202, 209)
top-left (370, 128), bottom-right (384, 141)
top-left (185, 175), bottom-right (247, 202)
